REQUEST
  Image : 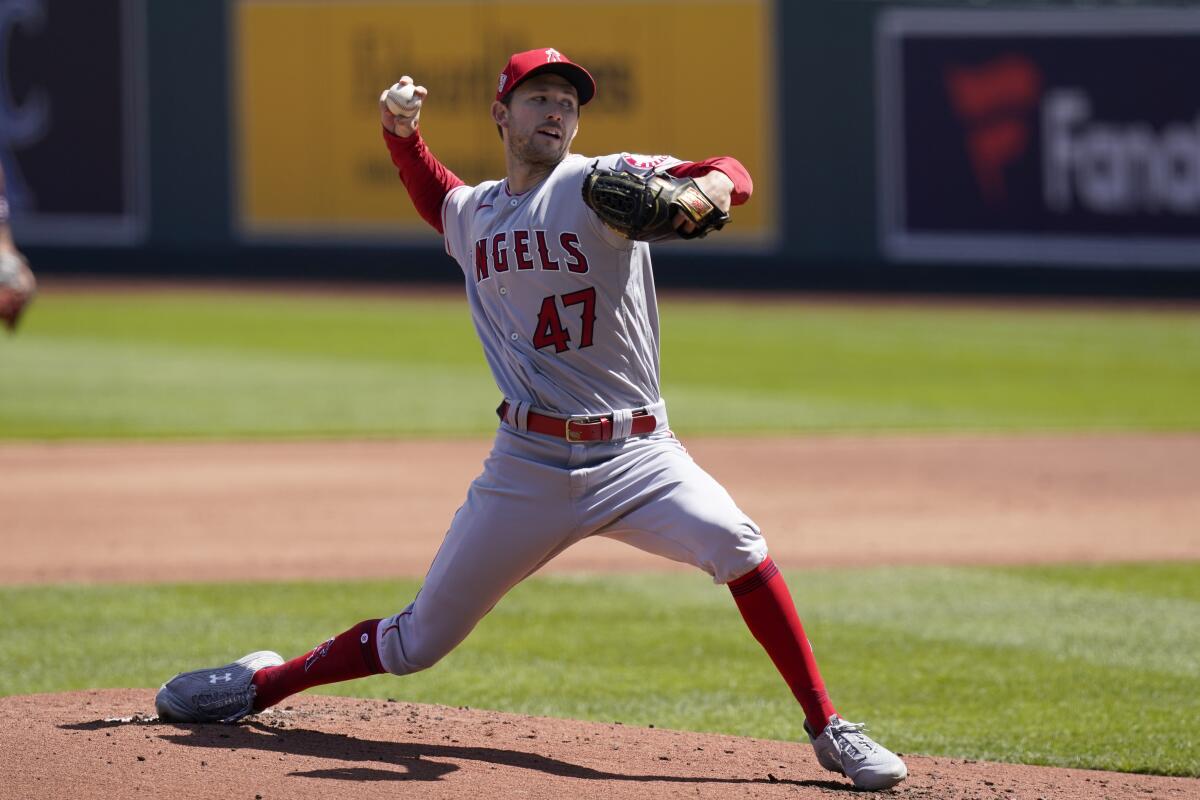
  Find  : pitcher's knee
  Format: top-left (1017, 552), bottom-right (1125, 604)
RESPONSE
top-left (375, 609), bottom-right (462, 676)
top-left (696, 521), bottom-right (768, 584)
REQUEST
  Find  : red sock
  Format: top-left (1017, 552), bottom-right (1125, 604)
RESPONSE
top-left (729, 557), bottom-right (837, 734)
top-left (252, 619), bottom-right (385, 711)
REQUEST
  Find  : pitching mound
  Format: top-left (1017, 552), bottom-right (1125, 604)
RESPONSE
top-left (4, 691), bottom-right (1196, 800)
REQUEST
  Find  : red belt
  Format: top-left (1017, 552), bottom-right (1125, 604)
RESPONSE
top-left (497, 401), bottom-right (657, 442)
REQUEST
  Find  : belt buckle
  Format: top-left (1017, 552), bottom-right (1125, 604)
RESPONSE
top-left (565, 414), bottom-right (602, 442)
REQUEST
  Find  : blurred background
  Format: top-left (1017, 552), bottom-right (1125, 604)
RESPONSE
top-left (4, 0), bottom-right (1199, 296)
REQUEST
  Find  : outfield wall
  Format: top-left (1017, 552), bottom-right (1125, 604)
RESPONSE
top-left (4, 0), bottom-right (1198, 295)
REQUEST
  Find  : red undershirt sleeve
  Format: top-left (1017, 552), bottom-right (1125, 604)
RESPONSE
top-left (667, 157), bottom-right (754, 206)
top-left (382, 127), bottom-right (467, 234)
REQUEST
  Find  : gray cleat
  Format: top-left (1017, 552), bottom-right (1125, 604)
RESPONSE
top-left (155, 650), bottom-right (283, 723)
top-left (804, 714), bottom-right (908, 791)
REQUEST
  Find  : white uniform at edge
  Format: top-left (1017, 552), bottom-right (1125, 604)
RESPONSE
top-left (375, 151), bottom-right (767, 677)
top-left (443, 153), bottom-right (672, 414)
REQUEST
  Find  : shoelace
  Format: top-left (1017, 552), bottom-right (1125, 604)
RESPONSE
top-left (829, 718), bottom-right (867, 735)
top-left (827, 718), bottom-right (878, 760)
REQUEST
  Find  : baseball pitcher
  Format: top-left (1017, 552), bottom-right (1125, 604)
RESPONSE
top-left (156, 48), bottom-right (906, 791)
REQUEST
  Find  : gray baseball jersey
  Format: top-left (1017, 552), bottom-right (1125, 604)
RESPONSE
top-left (375, 150), bottom-right (766, 677)
top-left (442, 152), bottom-right (682, 416)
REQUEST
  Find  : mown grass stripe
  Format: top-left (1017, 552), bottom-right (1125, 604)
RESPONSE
top-left (2, 290), bottom-right (1198, 438)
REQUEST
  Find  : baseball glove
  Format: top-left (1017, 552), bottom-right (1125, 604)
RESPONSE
top-left (0, 250), bottom-right (36, 332)
top-left (581, 164), bottom-right (730, 242)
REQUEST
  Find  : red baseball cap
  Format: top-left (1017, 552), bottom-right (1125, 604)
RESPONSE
top-left (496, 47), bottom-right (596, 106)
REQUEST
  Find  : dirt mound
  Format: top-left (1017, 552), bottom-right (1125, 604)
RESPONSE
top-left (3, 691), bottom-right (1196, 800)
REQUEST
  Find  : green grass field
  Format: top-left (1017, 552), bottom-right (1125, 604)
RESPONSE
top-left (2, 564), bottom-right (1197, 776)
top-left (1, 288), bottom-right (1197, 438)
top-left (1, 287), bottom-right (1198, 777)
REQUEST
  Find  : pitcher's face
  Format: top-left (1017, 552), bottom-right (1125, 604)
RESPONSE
top-left (495, 73), bottom-right (580, 168)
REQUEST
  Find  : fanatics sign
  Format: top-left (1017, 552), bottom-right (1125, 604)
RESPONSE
top-left (876, 9), bottom-right (1200, 268)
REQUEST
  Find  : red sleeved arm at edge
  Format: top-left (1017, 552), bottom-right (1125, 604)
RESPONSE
top-left (667, 157), bottom-right (753, 206)
top-left (382, 127), bottom-right (467, 234)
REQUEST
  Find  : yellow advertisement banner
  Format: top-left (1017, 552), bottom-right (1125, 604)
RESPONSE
top-left (234, 0), bottom-right (776, 244)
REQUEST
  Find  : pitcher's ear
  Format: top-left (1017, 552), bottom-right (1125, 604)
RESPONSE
top-left (491, 100), bottom-right (508, 128)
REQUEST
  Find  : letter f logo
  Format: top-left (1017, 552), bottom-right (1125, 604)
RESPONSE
top-left (944, 55), bottom-right (1042, 206)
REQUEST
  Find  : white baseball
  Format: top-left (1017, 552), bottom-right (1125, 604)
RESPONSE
top-left (386, 83), bottom-right (418, 117)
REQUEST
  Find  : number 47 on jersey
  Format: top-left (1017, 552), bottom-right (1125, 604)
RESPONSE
top-left (533, 287), bottom-right (596, 353)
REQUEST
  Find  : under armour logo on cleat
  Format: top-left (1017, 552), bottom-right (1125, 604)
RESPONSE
top-left (209, 672), bottom-right (233, 684)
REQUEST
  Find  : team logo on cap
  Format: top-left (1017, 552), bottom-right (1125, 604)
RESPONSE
top-left (545, 48), bottom-right (563, 63)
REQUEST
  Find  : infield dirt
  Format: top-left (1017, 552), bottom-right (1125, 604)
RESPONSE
top-left (2, 435), bottom-right (1199, 798)
top-left (3, 434), bottom-right (1198, 584)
